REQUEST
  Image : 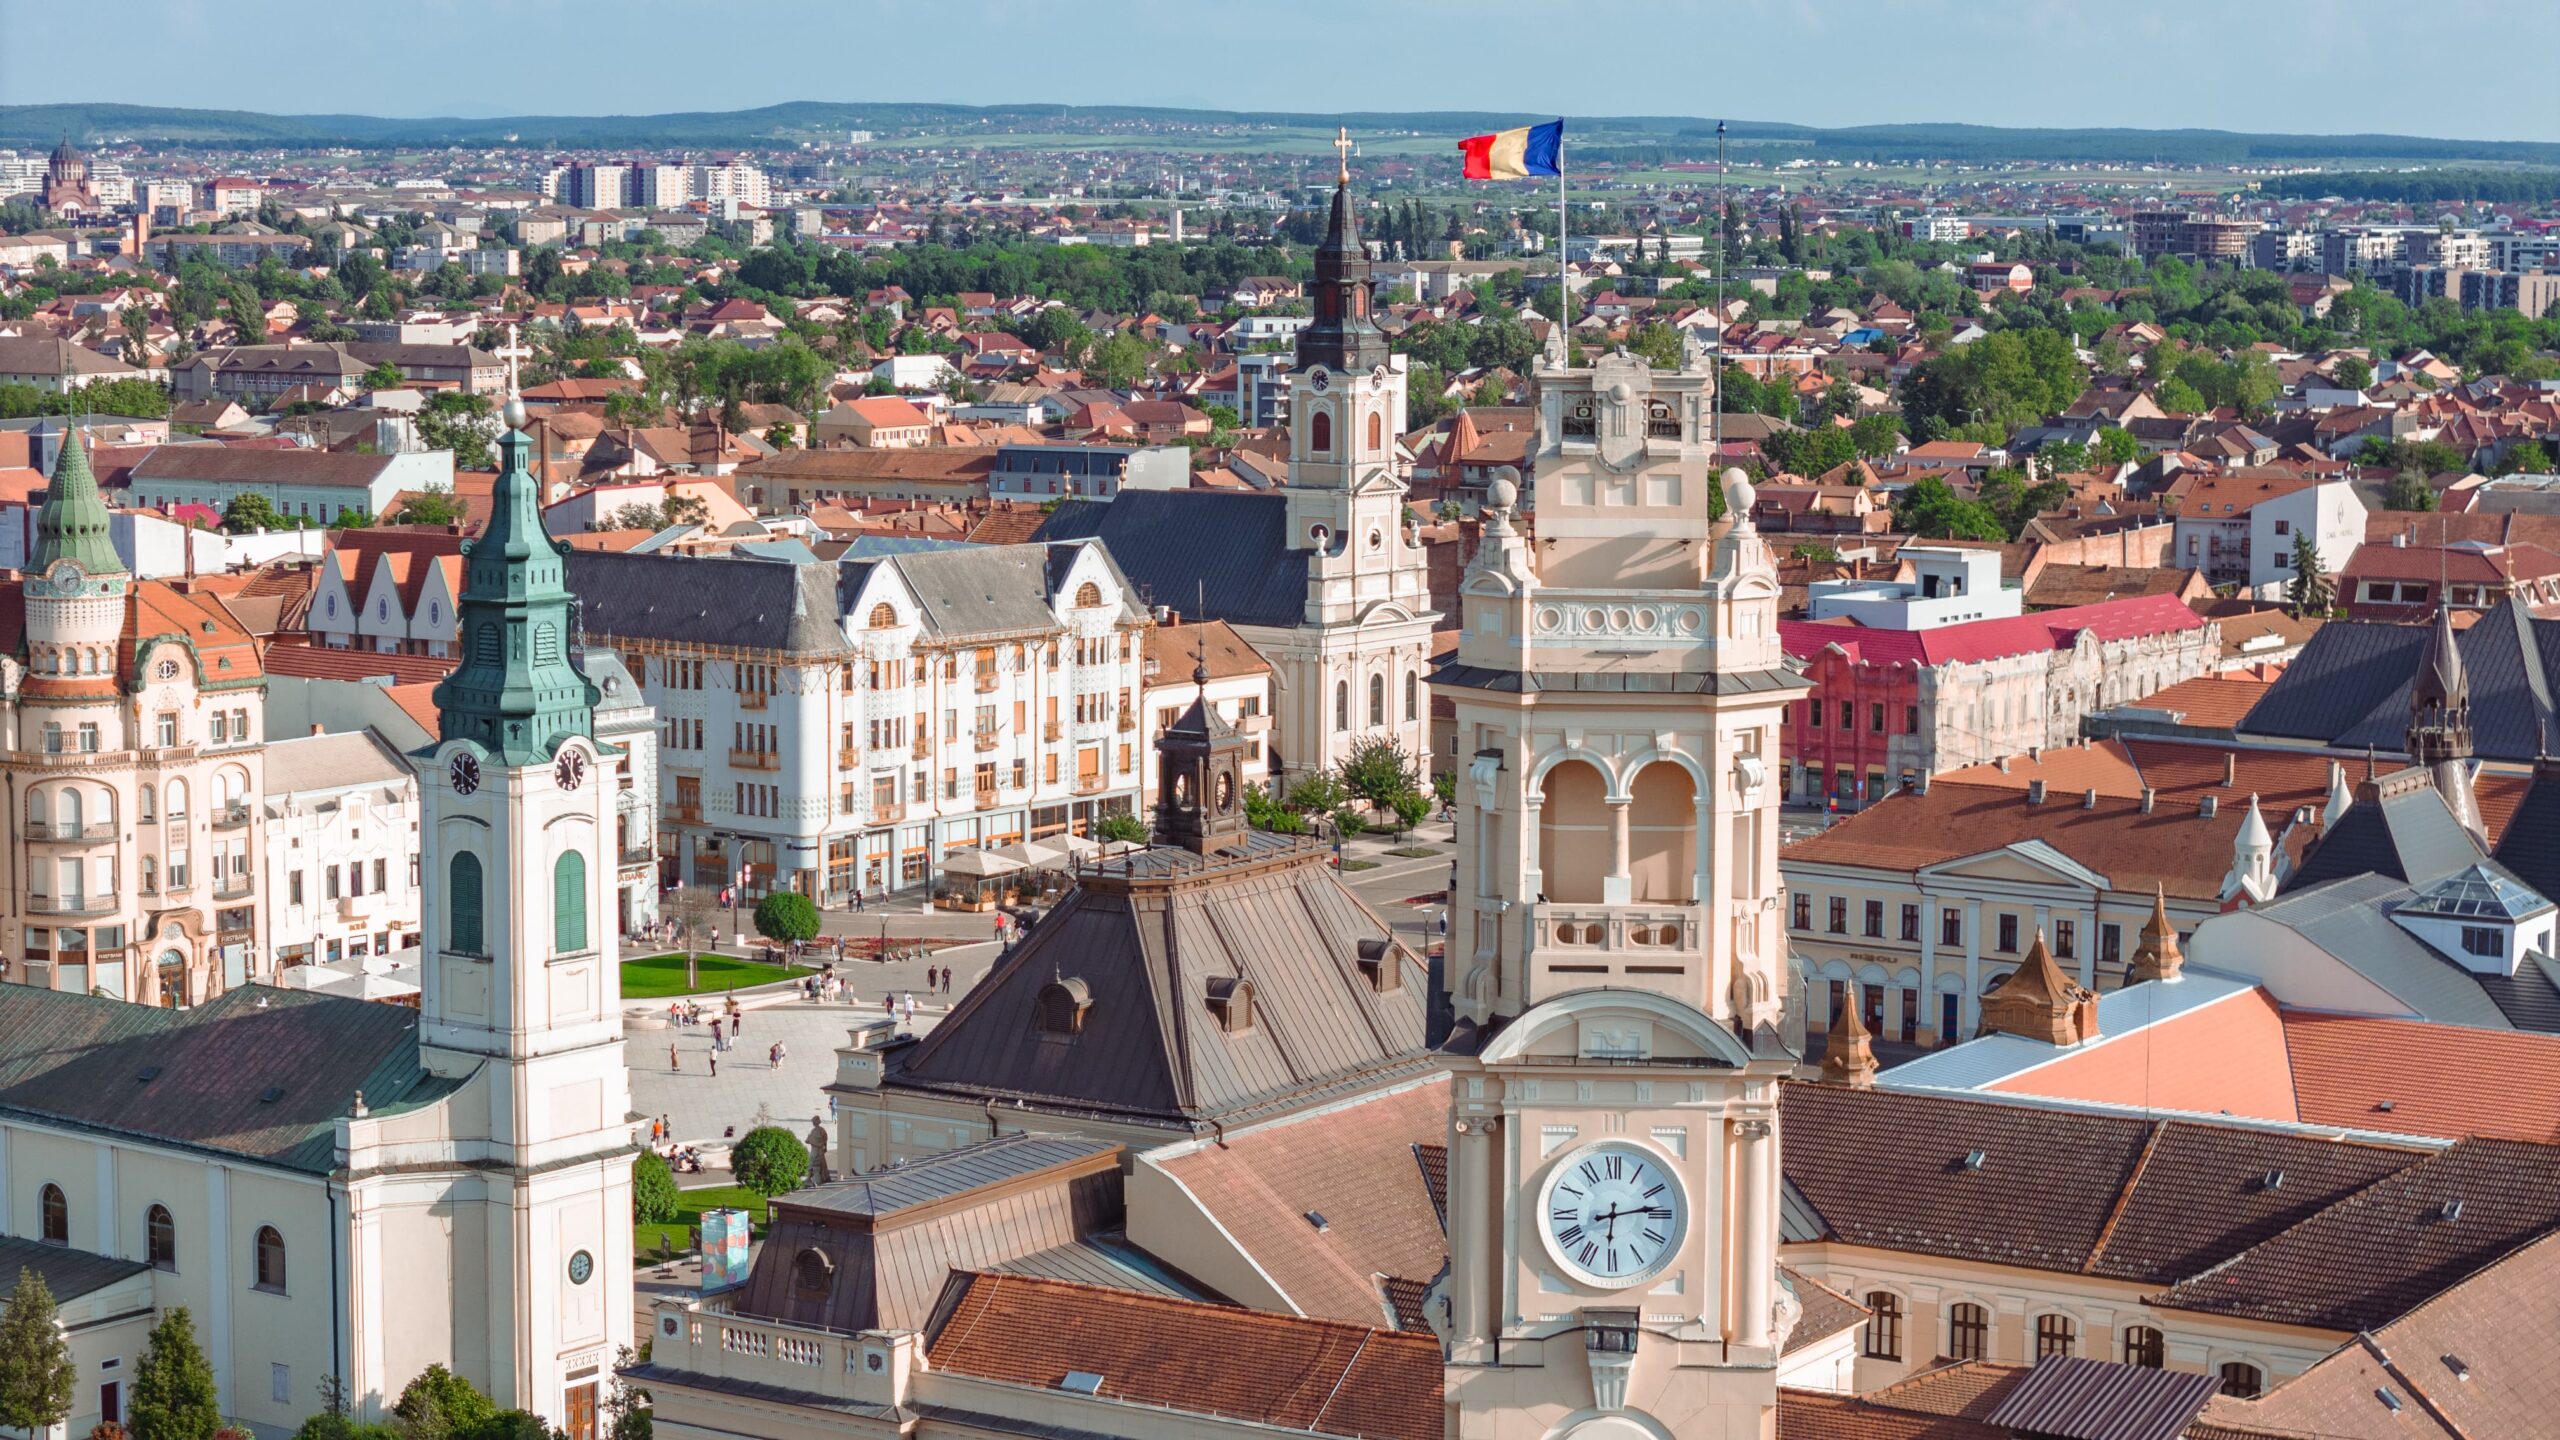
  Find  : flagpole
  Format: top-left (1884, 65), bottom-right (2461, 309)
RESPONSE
top-left (1557, 129), bottom-right (1569, 335)
top-left (1713, 119), bottom-right (1727, 462)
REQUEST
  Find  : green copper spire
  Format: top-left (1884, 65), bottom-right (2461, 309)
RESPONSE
top-left (33, 428), bottom-right (124, 577)
top-left (430, 400), bottom-right (597, 763)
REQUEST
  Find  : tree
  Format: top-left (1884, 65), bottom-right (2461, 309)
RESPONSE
top-left (730, 1125), bottom-right (810, 1199)
top-left (127, 1307), bottom-right (221, 1440)
top-left (1892, 476), bottom-right (2006, 541)
top-left (392, 484), bottom-right (470, 527)
top-left (221, 492), bottom-right (285, 535)
top-left (633, 1152), bottom-right (680, 1227)
top-left (2333, 356), bottom-right (2374, 391)
top-left (416, 392), bottom-right (494, 470)
top-left (752, 891), bottom-right (820, 945)
top-left (0, 1267), bottom-right (77, 1437)
top-left (2383, 469), bottom-right (2439, 512)
top-left (1335, 735), bottom-right (1422, 808)
top-left (392, 1364), bottom-right (496, 1440)
top-left (362, 361), bottom-right (404, 392)
top-left (2285, 531), bottom-right (2334, 618)
top-left (602, 1347), bottom-right (653, 1440)
top-left (330, 508), bottom-right (374, 530)
top-left (2154, 376), bottom-right (2206, 415)
top-left (1389, 789), bottom-right (1432, 840)
top-left (1848, 413), bottom-right (1901, 458)
top-left (1093, 811), bottom-right (1149, 844)
top-left (2092, 426), bottom-right (2141, 467)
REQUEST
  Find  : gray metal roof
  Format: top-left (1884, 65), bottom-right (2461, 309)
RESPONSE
top-left (2399, 863), bottom-right (2555, 922)
top-left (874, 542), bottom-right (1141, 643)
top-left (989, 1232), bottom-right (1217, 1301)
top-left (1984, 1354), bottom-right (2221, 1440)
top-left (568, 549), bottom-right (853, 657)
top-left (2242, 597), bottom-right (2560, 761)
top-left (786, 1134), bottom-right (1118, 1220)
top-left (261, 728), bottom-right (409, 796)
top-left (0, 1233), bottom-right (151, 1302)
top-left (2218, 874), bottom-right (2524, 1031)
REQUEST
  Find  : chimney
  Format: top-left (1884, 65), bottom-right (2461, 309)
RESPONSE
top-left (2027, 779), bottom-right (2048, 805)
top-left (2140, 786), bottom-right (2157, 814)
top-left (2223, 752), bottom-right (2237, 787)
top-left (2200, 794), bottom-right (2220, 818)
top-left (310, 723), bottom-right (324, 736)
top-left (2083, 787), bottom-right (2099, 810)
top-left (2029, 744), bottom-right (2043, 762)
top-left (1996, 755), bottom-right (2011, 774)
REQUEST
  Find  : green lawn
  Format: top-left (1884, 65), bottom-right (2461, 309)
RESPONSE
top-left (621, 951), bottom-right (813, 999)
top-left (636, 1184), bottom-right (768, 1259)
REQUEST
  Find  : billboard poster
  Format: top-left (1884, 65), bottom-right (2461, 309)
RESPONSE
top-left (699, 1207), bottom-right (750, 1292)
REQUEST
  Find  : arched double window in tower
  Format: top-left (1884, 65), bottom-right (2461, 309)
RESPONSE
top-left (1310, 409), bottom-right (1333, 455)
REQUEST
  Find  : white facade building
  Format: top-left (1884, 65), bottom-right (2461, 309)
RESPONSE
top-left (261, 729), bottom-right (423, 972)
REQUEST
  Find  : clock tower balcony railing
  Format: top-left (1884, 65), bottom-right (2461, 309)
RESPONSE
top-left (1527, 899), bottom-right (1707, 982)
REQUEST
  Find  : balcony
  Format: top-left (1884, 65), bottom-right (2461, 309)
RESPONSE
top-left (1529, 902), bottom-right (1705, 980)
top-left (838, 747), bottom-right (863, 771)
top-left (972, 784), bottom-right (999, 808)
top-left (728, 749), bottom-right (779, 772)
top-left (974, 729), bottom-right (1000, 752)
top-left (974, 671), bottom-right (1000, 694)
top-left (1043, 719), bottom-right (1063, 742)
top-left (30, 895), bottom-right (116, 916)
top-left (215, 877), bottom-right (254, 900)
top-left (213, 804), bottom-right (252, 831)
top-left (1116, 711), bottom-right (1137, 733)
top-left (738, 691), bottom-right (770, 711)
top-left (336, 894), bottom-right (366, 919)
top-left (643, 1302), bottom-right (897, 1414)
top-left (1237, 713), bottom-right (1271, 735)
top-left (663, 803), bottom-right (702, 826)
top-left (25, 821), bottom-right (116, 843)
top-left (619, 846), bottom-right (656, 868)
top-left (911, 738), bottom-right (932, 760)
top-left (1074, 774), bottom-right (1109, 796)
top-left (869, 801), bottom-right (905, 825)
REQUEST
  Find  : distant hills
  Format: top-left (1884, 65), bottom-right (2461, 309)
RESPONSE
top-left (4, 100), bottom-right (2554, 169)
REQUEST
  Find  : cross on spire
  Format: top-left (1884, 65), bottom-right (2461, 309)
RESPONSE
top-left (1333, 126), bottom-right (1352, 185)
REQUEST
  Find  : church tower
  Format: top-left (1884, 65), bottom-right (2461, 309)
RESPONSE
top-left (1267, 131), bottom-right (1437, 783)
top-left (414, 394), bottom-right (633, 1429)
top-left (1431, 339), bottom-right (1806, 1440)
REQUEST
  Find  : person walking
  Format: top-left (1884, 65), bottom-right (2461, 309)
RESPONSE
top-left (710, 1016), bottom-right (724, 1051)
top-left (669, 1044), bottom-right (680, 1072)
top-left (943, 967), bottom-right (954, 995)
top-left (852, 885), bottom-right (865, 913)
top-left (926, 964), bottom-right (939, 992)
top-left (708, 1050), bottom-right (718, 1078)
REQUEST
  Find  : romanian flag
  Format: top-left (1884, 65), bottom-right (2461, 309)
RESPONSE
top-left (1458, 119), bottom-right (1563, 180)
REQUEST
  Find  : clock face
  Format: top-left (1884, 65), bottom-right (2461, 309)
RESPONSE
top-left (448, 752), bottom-right (481, 796)
top-left (568, 1249), bottom-right (594, 1285)
top-left (157, 658), bottom-right (180, 680)
top-left (555, 748), bottom-right (588, 792)
top-left (1540, 1141), bottom-right (1687, 1288)
top-left (1310, 367), bottom-right (1331, 393)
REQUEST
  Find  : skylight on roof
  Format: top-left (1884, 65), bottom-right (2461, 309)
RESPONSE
top-left (1059, 1371), bottom-right (1105, 1395)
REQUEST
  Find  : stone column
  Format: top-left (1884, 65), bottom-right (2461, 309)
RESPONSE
top-left (2077, 903), bottom-right (2098, 989)
top-left (1451, 1112), bottom-right (1494, 1349)
top-left (1962, 898), bottom-right (1984, 1036)
top-left (1732, 1117), bottom-right (1776, 1349)
top-left (1917, 897), bottom-right (1940, 1044)
top-left (1603, 799), bottom-right (1633, 905)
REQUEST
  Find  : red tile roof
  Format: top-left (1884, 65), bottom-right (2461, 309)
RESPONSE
top-left (259, 636), bottom-right (456, 686)
top-left (924, 1272), bottom-right (1441, 1440)
top-left (2283, 1012), bottom-right (2560, 1144)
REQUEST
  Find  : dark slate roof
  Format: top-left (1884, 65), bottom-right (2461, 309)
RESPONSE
top-left (2287, 773), bottom-right (2487, 892)
top-left (2488, 770), bottom-right (2560, 904)
top-left (887, 839), bottom-right (1437, 1129)
top-left (0, 984), bottom-right (442, 1173)
top-left (783, 1134), bottom-right (1117, 1220)
top-left (1031, 492), bottom-right (1311, 629)
top-left (568, 549), bottom-right (852, 657)
top-left (2153, 1136), bottom-right (2560, 1332)
top-left (0, 1233), bottom-right (151, 1302)
top-left (2241, 597), bottom-right (2560, 761)
top-left (873, 541), bottom-right (1142, 641)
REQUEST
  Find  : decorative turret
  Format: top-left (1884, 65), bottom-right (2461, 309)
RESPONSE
top-left (1817, 988), bottom-right (1878, 1088)
top-left (1151, 637), bottom-right (1251, 856)
top-left (430, 393), bottom-right (599, 764)
top-left (2407, 604), bottom-right (2486, 846)
top-left (31, 428), bottom-right (124, 579)
top-left (2223, 792), bottom-right (2278, 905)
top-left (2127, 885), bottom-right (2185, 984)
top-left (1978, 930), bottom-right (2099, 1046)
top-left (1295, 130), bottom-right (1389, 376)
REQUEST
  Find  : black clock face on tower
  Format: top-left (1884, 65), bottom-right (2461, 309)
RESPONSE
top-left (555, 748), bottom-right (588, 792)
top-left (448, 752), bottom-right (481, 796)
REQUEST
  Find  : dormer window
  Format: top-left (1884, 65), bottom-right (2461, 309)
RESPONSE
top-left (1206, 976), bottom-right (1254, 1033)
top-left (2461, 925), bottom-right (2504, 958)
top-left (1035, 977), bottom-right (1092, 1036)
top-left (1357, 937), bottom-right (1402, 994)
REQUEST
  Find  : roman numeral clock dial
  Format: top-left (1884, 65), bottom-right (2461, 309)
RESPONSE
top-left (1540, 1141), bottom-right (1687, 1288)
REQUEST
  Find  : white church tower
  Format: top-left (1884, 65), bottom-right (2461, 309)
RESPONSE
top-left (414, 392), bottom-right (634, 1431)
top-left (1431, 336), bottom-right (1807, 1439)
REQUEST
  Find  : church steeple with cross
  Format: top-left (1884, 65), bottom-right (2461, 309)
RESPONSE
top-left (1297, 127), bottom-right (1388, 377)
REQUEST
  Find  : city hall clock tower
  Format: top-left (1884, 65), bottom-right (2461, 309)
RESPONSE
top-left (1431, 341), bottom-right (1807, 1440)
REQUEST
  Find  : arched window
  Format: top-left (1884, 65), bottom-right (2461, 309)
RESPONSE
top-left (1334, 680), bottom-right (1350, 733)
top-left (1862, 1292), bottom-right (1903, 1361)
top-left (140, 784), bottom-right (156, 822)
top-left (147, 1203), bottom-right (177, 1271)
top-left (1366, 410), bottom-right (1383, 452)
top-left (1310, 409), bottom-right (1333, 455)
top-left (25, 789), bottom-right (44, 828)
top-left (2035, 1313), bottom-right (2076, 1360)
top-left (2217, 1362), bottom-right (2263, 1400)
top-left (1403, 671), bottom-right (1417, 721)
top-left (554, 850), bottom-right (588, 954)
top-left (449, 852), bottom-right (484, 955)
top-left (867, 603), bottom-right (897, 629)
top-left (38, 1184), bottom-right (67, 1245)
top-left (1368, 673), bottom-right (1386, 726)
top-left (1074, 582), bottom-right (1102, 609)
top-left (1947, 1303), bottom-right (1988, 1362)
top-left (254, 1225), bottom-right (287, 1292)
top-left (58, 788), bottom-right (81, 832)
top-left (167, 779), bottom-right (189, 820)
top-left (2121, 1325), bottom-right (2164, 1368)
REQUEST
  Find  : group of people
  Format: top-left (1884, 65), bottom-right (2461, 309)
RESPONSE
top-left (644, 1114), bottom-right (707, 1173)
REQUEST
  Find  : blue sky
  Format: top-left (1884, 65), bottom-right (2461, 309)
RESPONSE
top-left (4, 0), bottom-right (2553, 142)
